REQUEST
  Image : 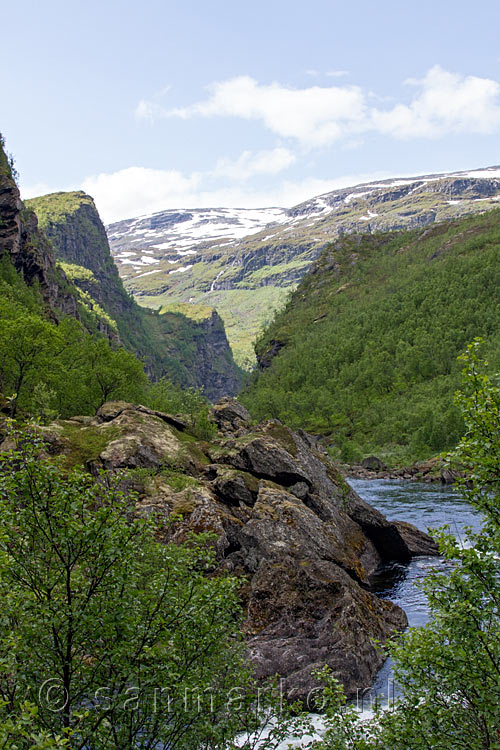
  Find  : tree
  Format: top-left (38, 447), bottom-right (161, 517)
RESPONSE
top-left (83, 338), bottom-right (148, 412)
top-left (0, 313), bottom-right (60, 416)
top-left (0, 429), bottom-right (251, 749)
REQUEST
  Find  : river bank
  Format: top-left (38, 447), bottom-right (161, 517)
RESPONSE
top-left (343, 456), bottom-right (461, 484)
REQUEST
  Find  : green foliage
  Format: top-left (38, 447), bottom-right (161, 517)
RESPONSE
top-left (158, 302), bottom-right (214, 322)
top-left (0, 133), bottom-right (18, 183)
top-left (31, 382), bottom-right (59, 424)
top-left (25, 192), bottom-right (96, 229)
top-left (56, 262), bottom-right (96, 284)
top-left (145, 378), bottom-right (217, 440)
top-left (0, 257), bottom-right (147, 416)
top-left (0, 702), bottom-right (70, 748)
top-left (243, 211), bottom-right (500, 463)
top-left (0, 430), bottom-right (251, 749)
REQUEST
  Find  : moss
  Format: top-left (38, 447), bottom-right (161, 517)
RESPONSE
top-left (59, 423), bottom-right (122, 468)
top-left (161, 469), bottom-right (199, 492)
top-left (184, 442), bottom-right (211, 466)
top-left (172, 493), bottom-right (197, 515)
top-left (263, 422), bottom-right (298, 457)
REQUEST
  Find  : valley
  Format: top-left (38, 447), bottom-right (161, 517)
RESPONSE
top-left (107, 166), bottom-right (500, 366)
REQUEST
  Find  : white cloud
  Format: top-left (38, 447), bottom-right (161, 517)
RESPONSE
top-left (78, 162), bottom-right (390, 224)
top-left (137, 67), bottom-right (500, 147)
top-left (81, 167), bottom-right (203, 223)
top-left (212, 147), bottom-right (295, 180)
top-left (372, 66), bottom-right (500, 138)
top-left (326, 70), bottom-right (349, 78)
top-left (140, 75), bottom-right (368, 147)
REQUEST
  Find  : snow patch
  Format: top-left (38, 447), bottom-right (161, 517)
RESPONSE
top-left (169, 265), bottom-right (193, 275)
top-left (134, 269), bottom-right (162, 278)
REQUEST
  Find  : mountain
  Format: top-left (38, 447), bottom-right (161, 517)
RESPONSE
top-left (26, 191), bottom-right (243, 400)
top-left (241, 207), bottom-right (500, 466)
top-left (106, 166), bottom-right (500, 367)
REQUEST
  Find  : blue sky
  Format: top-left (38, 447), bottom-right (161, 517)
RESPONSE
top-left (3, 0), bottom-right (500, 222)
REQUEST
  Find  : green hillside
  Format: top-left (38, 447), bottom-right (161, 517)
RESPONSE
top-left (242, 210), bottom-right (500, 465)
top-left (26, 191), bottom-right (243, 400)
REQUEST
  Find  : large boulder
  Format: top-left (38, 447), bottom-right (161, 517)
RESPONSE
top-left (391, 520), bottom-right (440, 556)
top-left (34, 400), bottom-right (438, 701)
top-left (210, 397), bottom-right (251, 435)
top-left (246, 557), bottom-right (407, 701)
top-left (361, 455), bottom-right (387, 472)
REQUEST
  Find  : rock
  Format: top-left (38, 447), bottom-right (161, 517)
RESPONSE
top-left (440, 466), bottom-right (459, 485)
top-left (0, 168), bottom-right (79, 319)
top-left (257, 339), bottom-right (286, 370)
top-left (246, 557), bottom-right (407, 702)
top-left (211, 466), bottom-right (260, 507)
top-left (96, 401), bottom-right (189, 432)
top-left (225, 435), bottom-right (310, 487)
top-left (210, 397), bottom-right (251, 434)
top-left (361, 456), bottom-right (387, 472)
top-left (37, 399), bottom-right (429, 701)
top-left (97, 407), bottom-right (182, 470)
top-left (391, 521), bottom-right (440, 556)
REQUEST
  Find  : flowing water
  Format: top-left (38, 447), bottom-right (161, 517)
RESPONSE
top-left (268, 479), bottom-right (482, 748)
top-left (348, 479), bottom-right (481, 706)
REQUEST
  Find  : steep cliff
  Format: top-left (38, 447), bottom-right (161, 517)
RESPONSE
top-left (26, 191), bottom-right (243, 400)
top-left (0, 141), bottom-right (79, 319)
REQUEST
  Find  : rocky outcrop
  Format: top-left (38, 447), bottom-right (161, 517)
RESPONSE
top-left (189, 311), bottom-right (242, 400)
top-left (29, 398), bottom-right (438, 702)
top-left (346, 456), bottom-right (463, 484)
top-left (0, 146), bottom-right (78, 319)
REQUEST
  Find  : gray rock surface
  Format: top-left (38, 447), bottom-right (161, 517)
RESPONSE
top-left (33, 399), bottom-right (439, 701)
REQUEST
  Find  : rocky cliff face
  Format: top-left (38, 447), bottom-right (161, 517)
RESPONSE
top-left (26, 191), bottom-right (243, 400)
top-left (0, 145), bottom-right (78, 318)
top-left (32, 397), bottom-right (438, 701)
top-left (106, 166), bottom-right (500, 366)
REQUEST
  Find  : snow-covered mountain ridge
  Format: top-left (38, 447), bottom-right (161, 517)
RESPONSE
top-left (106, 165), bottom-right (500, 366)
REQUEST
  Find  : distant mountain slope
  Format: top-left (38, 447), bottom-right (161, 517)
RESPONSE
top-left (241, 208), bottom-right (500, 465)
top-left (26, 192), bottom-right (243, 400)
top-left (106, 166), bottom-right (500, 367)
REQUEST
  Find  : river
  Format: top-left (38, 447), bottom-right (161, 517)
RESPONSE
top-left (268, 478), bottom-right (481, 748)
top-left (349, 478), bottom-right (481, 705)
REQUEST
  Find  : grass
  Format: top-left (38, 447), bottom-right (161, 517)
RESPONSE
top-left (60, 423), bottom-right (122, 468)
top-left (26, 191), bottom-right (96, 227)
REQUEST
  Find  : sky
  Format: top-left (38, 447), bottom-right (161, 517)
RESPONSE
top-left (3, 0), bottom-right (500, 223)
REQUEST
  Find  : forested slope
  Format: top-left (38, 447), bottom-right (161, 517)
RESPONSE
top-left (242, 210), bottom-right (500, 464)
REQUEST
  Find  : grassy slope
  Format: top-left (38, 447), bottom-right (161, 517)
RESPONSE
top-left (242, 210), bottom-right (500, 465)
